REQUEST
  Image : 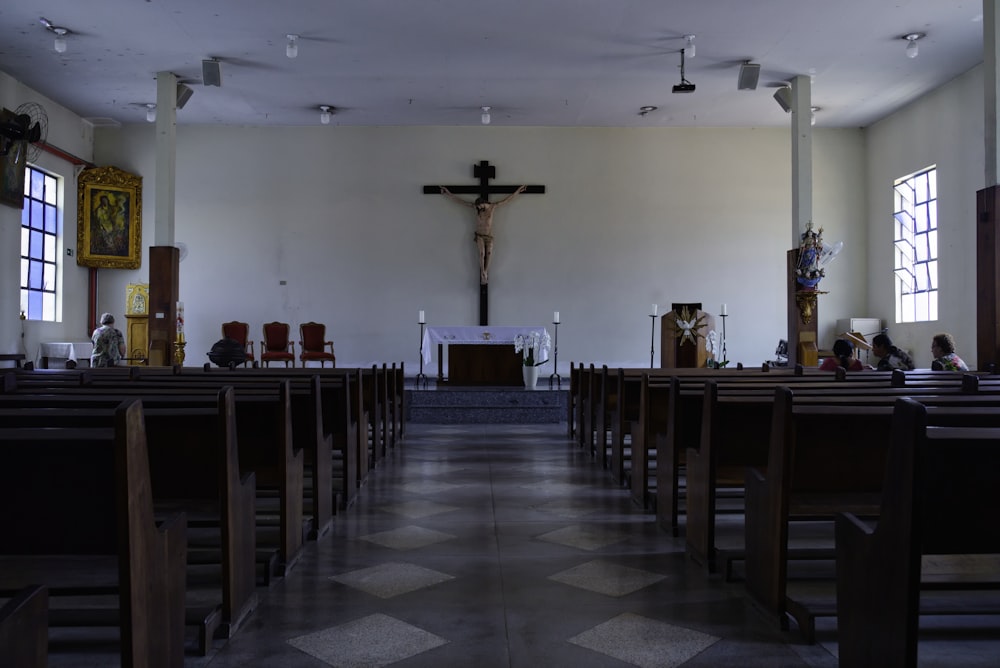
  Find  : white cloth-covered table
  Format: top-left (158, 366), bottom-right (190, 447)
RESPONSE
top-left (421, 326), bottom-right (551, 365)
top-left (36, 341), bottom-right (94, 368)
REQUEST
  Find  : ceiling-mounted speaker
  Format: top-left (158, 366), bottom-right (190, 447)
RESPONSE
top-left (202, 59), bottom-right (222, 87)
top-left (773, 86), bottom-right (792, 112)
top-left (176, 84), bottom-right (194, 109)
top-left (738, 62), bottom-right (760, 90)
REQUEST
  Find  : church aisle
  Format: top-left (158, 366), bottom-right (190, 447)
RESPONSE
top-left (198, 422), bottom-right (834, 668)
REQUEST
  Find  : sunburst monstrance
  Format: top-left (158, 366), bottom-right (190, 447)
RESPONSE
top-left (669, 305), bottom-right (708, 346)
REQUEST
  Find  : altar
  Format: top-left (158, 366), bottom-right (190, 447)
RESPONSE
top-left (36, 341), bottom-right (94, 369)
top-left (422, 326), bottom-right (551, 386)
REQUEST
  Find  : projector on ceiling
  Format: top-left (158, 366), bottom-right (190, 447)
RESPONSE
top-left (672, 82), bottom-right (696, 94)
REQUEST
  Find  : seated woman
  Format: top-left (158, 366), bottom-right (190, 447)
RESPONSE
top-left (930, 332), bottom-right (969, 371)
top-left (90, 312), bottom-right (126, 367)
top-left (870, 333), bottom-right (915, 371)
top-left (820, 338), bottom-right (865, 372)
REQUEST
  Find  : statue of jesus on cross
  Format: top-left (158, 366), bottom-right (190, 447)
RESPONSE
top-left (439, 184), bottom-right (527, 285)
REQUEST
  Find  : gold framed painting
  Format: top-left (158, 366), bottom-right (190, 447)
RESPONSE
top-left (77, 165), bottom-right (142, 269)
top-left (0, 108), bottom-right (28, 210)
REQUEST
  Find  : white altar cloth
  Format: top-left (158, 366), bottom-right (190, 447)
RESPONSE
top-left (421, 326), bottom-right (551, 365)
top-left (36, 341), bottom-right (95, 368)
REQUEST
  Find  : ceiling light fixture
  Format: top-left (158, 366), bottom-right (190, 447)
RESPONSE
top-left (903, 32), bottom-right (925, 58)
top-left (672, 49), bottom-right (695, 94)
top-left (481, 106), bottom-right (491, 125)
top-left (810, 106), bottom-right (820, 126)
top-left (146, 104), bottom-right (156, 123)
top-left (638, 105), bottom-right (657, 116)
top-left (40, 17), bottom-right (70, 53)
top-left (319, 105), bottom-right (333, 125)
top-left (286, 34), bottom-right (299, 59)
top-left (683, 34), bottom-right (696, 58)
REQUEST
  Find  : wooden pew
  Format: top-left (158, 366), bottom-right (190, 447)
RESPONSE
top-left (836, 399), bottom-right (1000, 667)
top-left (744, 386), bottom-right (1000, 641)
top-left (642, 370), bottom-right (995, 537)
top-left (0, 389), bottom-right (258, 652)
top-left (0, 400), bottom-right (187, 667)
top-left (0, 585), bottom-right (47, 668)
top-left (0, 376), bottom-right (305, 577)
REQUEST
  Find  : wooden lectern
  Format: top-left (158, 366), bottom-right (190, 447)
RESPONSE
top-left (661, 303), bottom-right (716, 368)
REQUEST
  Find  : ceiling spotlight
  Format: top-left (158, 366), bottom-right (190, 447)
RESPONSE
top-left (684, 34), bottom-right (696, 58)
top-left (672, 49), bottom-right (695, 94)
top-left (903, 32), bottom-right (925, 58)
top-left (319, 105), bottom-right (333, 125)
top-left (145, 104), bottom-right (156, 123)
top-left (40, 17), bottom-right (70, 53)
top-left (810, 106), bottom-right (820, 126)
top-left (286, 34), bottom-right (299, 59)
top-left (481, 106), bottom-right (491, 125)
top-left (638, 105), bottom-right (658, 116)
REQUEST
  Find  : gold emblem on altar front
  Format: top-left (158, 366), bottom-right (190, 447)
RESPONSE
top-left (482, 332), bottom-right (492, 340)
top-left (669, 306), bottom-right (707, 346)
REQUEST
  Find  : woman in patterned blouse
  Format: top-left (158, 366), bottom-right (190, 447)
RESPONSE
top-left (930, 332), bottom-right (969, 371)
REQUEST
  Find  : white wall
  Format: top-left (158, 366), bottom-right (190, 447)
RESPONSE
top-left (0, 71), bottom-right (94, 359)
top-left (865, 65), bottom-right (985, 368)
top-left (85, 124), bottom-right (866, 373)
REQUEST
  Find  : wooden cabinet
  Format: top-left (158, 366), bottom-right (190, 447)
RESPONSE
top-left (125, 314), bottom-right (149, 365)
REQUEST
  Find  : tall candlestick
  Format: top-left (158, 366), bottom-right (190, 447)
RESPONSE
top-left (418, 310), bottom-right (425, 324)
top-left (721, 303), bottom-right (727, 316)
top-left (553, 311), bottom-right (560, 324)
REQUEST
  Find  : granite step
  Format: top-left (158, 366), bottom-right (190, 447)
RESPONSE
top-left (405, 386), bottom-right (567, 424)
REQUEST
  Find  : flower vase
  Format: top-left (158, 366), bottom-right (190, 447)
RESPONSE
top-left (522, 365), bottom-right (539, 390)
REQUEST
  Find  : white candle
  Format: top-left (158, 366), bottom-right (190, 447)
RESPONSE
top-left (418, 310), bottom-right (425, 324)
top-left (553, 311), bottom-right (560, 324)
top-left (721, 303), bottom-right (727, 316)
top-left (176, 301), bottom-right (184, 333)
top-left (651, 304), bottom-right (658, 316)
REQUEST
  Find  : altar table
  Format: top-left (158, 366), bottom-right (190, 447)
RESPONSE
top-left (36, 341), bottom-right (94, 369)
top-left (422, 326), bottom-right (551, 386)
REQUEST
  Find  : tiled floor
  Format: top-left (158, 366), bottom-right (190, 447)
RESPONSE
top-left (48, 422), bottom-right (1000, 667)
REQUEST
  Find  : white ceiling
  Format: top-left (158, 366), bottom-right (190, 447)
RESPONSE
top-left (0, 0), bottom-right (987, 129)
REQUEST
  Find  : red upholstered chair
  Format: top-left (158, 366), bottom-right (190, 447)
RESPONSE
top-left (261, 321), bottom-right (295, 367)
top-left (221, 321), bottom-right (254, 367)
top-left (299, 322), bottom-right (336, 368)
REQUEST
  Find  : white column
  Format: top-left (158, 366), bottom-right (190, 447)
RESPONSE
top-left (791, 74), bottom-right (813, 246)
top-left (986, 0), bottom-right (1000, 187)
top-left (154, 71), bottom-right (178, 246)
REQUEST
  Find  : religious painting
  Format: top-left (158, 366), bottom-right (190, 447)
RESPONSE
top-left (0, 108), bottom-right (28, 210)
top-left (77, 165), bottom-right (142, 269)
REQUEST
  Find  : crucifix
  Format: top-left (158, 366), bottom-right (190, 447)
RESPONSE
top-left (424, 160), bottom-right (545, 325)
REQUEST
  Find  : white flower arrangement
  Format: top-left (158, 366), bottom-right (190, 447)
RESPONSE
top-left (513, 330), bottom-right (550, 367)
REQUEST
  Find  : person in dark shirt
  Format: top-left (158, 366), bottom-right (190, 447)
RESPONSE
top-left (870, 333), bottom-right (915, 371)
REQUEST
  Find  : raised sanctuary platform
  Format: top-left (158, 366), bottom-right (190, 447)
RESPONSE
top-left (406, 383), bottom-right (567, 424)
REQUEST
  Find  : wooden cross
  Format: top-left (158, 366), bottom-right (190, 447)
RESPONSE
top-left (424, 160), bottom-right (545, 325)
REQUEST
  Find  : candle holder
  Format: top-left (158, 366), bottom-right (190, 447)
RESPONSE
top-left (415, 320), bottom-right (428, 389)
top-left (173, 333), bottom-right (186, 366)
top-left (720, 313), bottom-right (728, 366)
top-left (548, 320), bottom-right (561, 389)
top-left (649, 313), bottom-right (657, 369)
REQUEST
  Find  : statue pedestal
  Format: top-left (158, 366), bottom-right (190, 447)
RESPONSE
top-left (788, 249), bottom-right (820, 367)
